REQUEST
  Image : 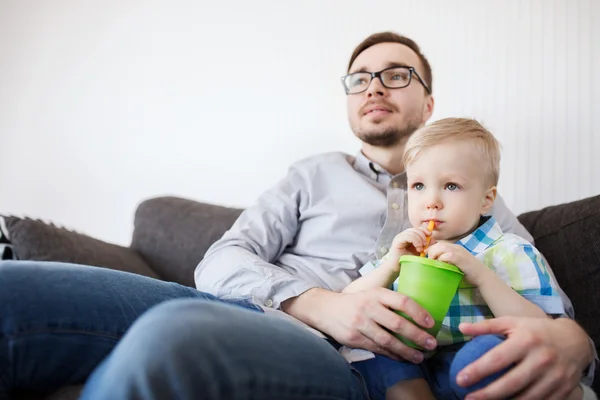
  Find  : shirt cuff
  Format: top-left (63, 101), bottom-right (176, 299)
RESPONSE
top-left (581, 383), bottom-right (598, 400)
top-left (358, 260), bottom-right (378, 276)
top-left (520, 294), bottom-right (565, 315)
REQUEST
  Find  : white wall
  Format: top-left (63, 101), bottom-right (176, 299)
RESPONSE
top-left (1, 0), bottom-right (599, 245)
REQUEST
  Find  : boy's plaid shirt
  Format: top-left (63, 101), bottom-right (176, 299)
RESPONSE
top-left (359, 216), bottom-right (565, 346)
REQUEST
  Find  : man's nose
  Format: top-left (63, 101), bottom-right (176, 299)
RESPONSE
top-left (366, 76), bottom-right (387, 97)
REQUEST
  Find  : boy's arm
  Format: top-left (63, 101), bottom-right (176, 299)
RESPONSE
top-left (427, 242), bottom-right (561, 319)
top-left (344, 227), bottom-right (433, 294)
top-left (475, 269), bottom-right (548, 318)
top-left (342, 259), bottom-right (399, 293)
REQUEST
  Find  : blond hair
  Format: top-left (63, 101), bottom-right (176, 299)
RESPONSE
top-left (402, 118), bottom-right (501, 186)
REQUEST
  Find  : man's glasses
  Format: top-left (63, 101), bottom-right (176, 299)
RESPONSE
top-left (341, 66), bottom-right (431, 95)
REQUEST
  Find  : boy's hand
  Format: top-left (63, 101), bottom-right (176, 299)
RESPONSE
top-left (388, 227), bottom-right (435, 265)
top-left (426, 242), bottom-right (489, 286)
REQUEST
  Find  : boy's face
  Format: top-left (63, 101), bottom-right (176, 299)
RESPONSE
top-left (406, 140), bottom-right (496, 242)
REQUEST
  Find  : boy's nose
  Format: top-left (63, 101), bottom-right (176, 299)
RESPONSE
top-left (426, 195), bottom-right (443, 210)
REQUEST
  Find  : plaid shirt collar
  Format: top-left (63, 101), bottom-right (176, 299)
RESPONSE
top-left (457, 216), bottom-right (504, 255)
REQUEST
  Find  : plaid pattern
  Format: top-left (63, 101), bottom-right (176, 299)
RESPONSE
top-left (360, 216), bottom-right (564, 346)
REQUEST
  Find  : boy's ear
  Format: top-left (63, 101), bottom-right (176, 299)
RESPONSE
top-left (481, 186), bottom-right (497, 215)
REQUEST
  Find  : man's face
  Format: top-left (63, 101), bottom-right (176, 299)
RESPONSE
top-left (346, 43), bottom-right (432, 147)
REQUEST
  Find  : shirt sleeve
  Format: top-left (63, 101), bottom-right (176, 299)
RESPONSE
top-left (495, 242), bottom-right (565, 315)
top-left (194, 165), bottom-right (315, 309)
top-left (358, 259), bottom-right (380, 277)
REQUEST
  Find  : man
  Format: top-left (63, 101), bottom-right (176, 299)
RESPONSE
top-left (0, 32), bottom-right (595, 400)
top-left (84, 32), bottom-right (595, 399)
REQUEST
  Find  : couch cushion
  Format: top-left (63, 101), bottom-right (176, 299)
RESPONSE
top-left (131, 196), bottom-right (242, 287)
top-left (3, 216), bottom-right (158, 279)
top-left (518, 195), bottom-right (600, 390)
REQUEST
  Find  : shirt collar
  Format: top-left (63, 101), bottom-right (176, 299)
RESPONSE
top-left (457, 216), bottom-right (504, 254)
top-left (353, 151), bottom-right (395, 182)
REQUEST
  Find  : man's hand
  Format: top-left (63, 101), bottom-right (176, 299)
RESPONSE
top-left (282, 287), bottom-right (438, 362)
top-left (456, 316), bottom-right (593, 400)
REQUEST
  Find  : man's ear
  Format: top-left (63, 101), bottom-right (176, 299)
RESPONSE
top-left (421, 95), bottom-right (434, 124)
top-left (481, 186), bottom-right (497, 215)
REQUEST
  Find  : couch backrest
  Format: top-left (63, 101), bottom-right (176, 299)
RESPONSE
top-left (131, 196), bottom-right (242, 287)
top-left (518, 195), bottom-right (600, 391)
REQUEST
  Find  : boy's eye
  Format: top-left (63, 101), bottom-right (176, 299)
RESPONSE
top-left (413, 183), bottom-right (425, 190)
top-left (445, 183), bottom-right (459, 191)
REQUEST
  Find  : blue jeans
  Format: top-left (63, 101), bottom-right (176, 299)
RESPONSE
top-left (353, 335), bottom-right (510, 400)
top-left (0, 261), bottom-right (367, 399)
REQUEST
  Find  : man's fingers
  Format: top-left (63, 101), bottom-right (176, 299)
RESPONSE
top-left (513, 371), bottom-right (571, 400)
top-left (379, 289), bottom-right (433, 329)
top-left (348, 333), bottom-right (400, 361)
top-left (513, 357), bottom-right (579, 400)
top-left (358, 319), bottom-right (425, 363)
top-left (457, 337), bottom-right (526, 388)
top-left (458, 316), bottom-right (515, 337)
top-left (370, 305), bottom-right (436, 351)
top-left (464, 346), bottom-right (545, 400)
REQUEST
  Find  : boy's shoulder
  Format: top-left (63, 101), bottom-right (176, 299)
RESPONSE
top-left (494, 231), bottom-right (537, 250)
top-left (489, 231), bottom-right (544, 265)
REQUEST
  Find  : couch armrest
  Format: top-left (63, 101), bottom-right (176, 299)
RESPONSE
top-left (131, 196), bottom-right (242, 287)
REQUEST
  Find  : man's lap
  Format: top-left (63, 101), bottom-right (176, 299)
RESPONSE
top-left (80, 298), bottom-right (369, 399)
top-left (0, 260), bottom-right (260, 394)
top-left (0, 260), bottom-right (366, 399)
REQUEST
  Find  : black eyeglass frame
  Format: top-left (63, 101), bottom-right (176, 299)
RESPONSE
top-left (341, 66), bottom-right (431, 95)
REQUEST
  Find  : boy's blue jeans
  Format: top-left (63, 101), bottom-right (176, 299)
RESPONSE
top-left (353, 335), bottom-right (509, 400)
top-left (0, 261), bottom-right (367, 399)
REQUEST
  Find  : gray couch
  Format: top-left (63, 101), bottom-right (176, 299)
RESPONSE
top-left (3, 194), bottom-right (600, 399)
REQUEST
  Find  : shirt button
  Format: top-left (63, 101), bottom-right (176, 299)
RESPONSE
top-left (392, 182), bottom-right (399, 188)
top-left (264, 299), bottom-right (273, 307)
top-left (391, 203), bottom-right (399, 210)
top-left (380, 246), bottom-right (388, 254)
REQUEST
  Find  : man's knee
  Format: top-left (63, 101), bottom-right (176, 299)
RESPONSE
top-left (123, 299), bottom-right (262, 361)
top-left (449, 334), bottom-right (508, 398)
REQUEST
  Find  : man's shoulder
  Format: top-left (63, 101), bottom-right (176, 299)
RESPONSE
top-left (290, 152), bottom-right (355, 171)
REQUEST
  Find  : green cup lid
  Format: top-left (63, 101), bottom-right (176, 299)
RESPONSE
top-left (399, 255), bottom-right (464, 275)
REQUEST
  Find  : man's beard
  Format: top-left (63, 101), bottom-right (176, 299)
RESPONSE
top-left (355, 121), bottom-right (421, 147)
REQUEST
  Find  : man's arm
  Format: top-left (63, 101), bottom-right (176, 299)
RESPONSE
top-left (194, 166), bottom-right (314, 308)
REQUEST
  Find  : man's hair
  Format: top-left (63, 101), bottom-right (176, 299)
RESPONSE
top-left (402, 118), bottom-right (501, 186)
top-left (348, 32), bottom-right (433, 93)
